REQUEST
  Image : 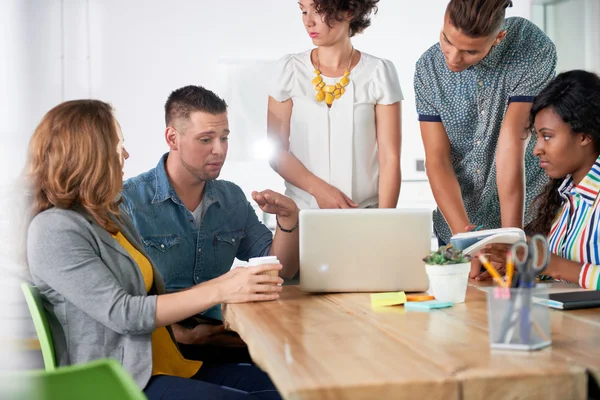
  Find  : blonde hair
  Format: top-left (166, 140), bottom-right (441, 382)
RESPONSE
top-left (27, 100), bottom-right (123, 233)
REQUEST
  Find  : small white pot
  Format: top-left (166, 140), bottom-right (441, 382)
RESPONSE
top-left (425, 262), bottom-right (470, 304)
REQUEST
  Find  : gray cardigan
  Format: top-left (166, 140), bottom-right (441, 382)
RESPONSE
top-left (27, 206), bottom-right (166, 389)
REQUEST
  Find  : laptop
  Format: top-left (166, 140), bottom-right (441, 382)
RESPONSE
top-left (298, 208), bottom-right (432, 293)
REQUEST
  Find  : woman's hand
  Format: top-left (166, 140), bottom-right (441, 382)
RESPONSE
top-left (213, 264), bottom-right (284, 304)
top-left (311, 180), bottom-right (358, 209)
top-left (472, 243), bottom-right (511, 281)
top-left (462, 224), bottom-right (510, 280)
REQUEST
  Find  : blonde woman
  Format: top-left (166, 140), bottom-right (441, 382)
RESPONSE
top-left (268, 0), bottom-right (402, 209)
top-left (26, 100), bottom-right (282, 399)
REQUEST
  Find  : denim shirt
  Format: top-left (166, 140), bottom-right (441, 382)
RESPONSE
top-left (121, 153), bottom-right (272, 319)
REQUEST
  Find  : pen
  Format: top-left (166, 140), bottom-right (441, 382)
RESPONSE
top-left (477, 253), bottom-right (506, 288)
top-left (473, 225), bottom-right (484, 231)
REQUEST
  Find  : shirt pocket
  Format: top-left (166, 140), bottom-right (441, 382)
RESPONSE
top-left (141, 234), bottom-right (183, 284)
top-left (142, 234), bottom-right (182, 252)
top-left (213, 230), bottom-right (247, 271)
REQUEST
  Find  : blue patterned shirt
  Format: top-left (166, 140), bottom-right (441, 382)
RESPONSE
top-left (414, 17), bottom-right (557, 243)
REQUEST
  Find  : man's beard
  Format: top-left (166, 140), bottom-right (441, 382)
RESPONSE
top-left (180, 154), bottom-right (220, 182)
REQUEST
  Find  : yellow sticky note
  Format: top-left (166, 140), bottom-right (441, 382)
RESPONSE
top-left (370, 291), bottom-right (407, 307)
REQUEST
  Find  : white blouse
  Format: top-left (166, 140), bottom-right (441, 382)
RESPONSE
top-left (269, 50), bottom-right (403, 209)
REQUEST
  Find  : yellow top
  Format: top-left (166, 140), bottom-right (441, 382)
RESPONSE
top-left (112, 231), bottom-right (202, 377)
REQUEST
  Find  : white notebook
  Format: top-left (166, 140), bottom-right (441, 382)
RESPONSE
top-left (449, 228), bottom-right (526, 256)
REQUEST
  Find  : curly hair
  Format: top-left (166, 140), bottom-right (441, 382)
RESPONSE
top-left (312, 0), bottom-right (379, 37)
top-left (446, 0), bottom-right (513, 37)
top-left (526, 70), bottom-right (600, 236)
top-left (27, 100), bottom-right (123, 234)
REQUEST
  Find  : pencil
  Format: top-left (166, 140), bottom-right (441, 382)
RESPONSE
top-left (505, 252), bottom-right (514, 289)
top-left (477, 253), bottom-right (505, 287)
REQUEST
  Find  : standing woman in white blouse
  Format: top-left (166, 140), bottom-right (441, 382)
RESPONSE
top-left (267, 0), bottom-right (403, 209)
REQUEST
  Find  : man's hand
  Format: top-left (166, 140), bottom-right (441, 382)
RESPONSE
top-left (252, 189), bottom-right (298, 218)
top-left (462, 224), bottom-right (483, 279)
top-left (171, 322), bottom-right (226, 345)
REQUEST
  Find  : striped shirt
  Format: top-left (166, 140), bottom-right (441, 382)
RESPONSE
top-left (548, 156), bottom-right (600, 290)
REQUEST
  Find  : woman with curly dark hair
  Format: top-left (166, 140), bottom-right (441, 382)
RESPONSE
top-left (525, 70), bottom-right (600, 289)
top-left (267, 0), bottom-right (402, 210)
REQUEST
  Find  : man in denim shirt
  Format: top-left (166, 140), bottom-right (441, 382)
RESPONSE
top-left (122, 85), bottom-right (299, 361)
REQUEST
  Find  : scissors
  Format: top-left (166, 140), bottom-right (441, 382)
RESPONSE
top-left (511, 234), bottom-right (550, 288)
top-left (508, 235), bottom-right (550, 344)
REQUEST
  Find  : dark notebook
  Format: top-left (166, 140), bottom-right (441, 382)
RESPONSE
top-left (535, 290), bottom-right (600, 310)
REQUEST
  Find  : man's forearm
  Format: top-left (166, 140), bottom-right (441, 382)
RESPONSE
top-left (495, 101), bottom-right (531, 229)
top-left (270, 215), bottom-right (299, 279)
top-left (497, 155), bottom-right (525, 228)
top-left (427, 160), bottom-right (470, 235)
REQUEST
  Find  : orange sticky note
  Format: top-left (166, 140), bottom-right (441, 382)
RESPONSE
top-left (406, 294), bottom-right (435, 302)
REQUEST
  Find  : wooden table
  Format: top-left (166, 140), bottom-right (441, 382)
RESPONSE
top-left (222, 282), bottom-right (599, 400)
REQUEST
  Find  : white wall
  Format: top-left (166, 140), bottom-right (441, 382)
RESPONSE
top-left (531, 0), bottom-right (600, 74)
top-left (0, 0), bottom-right (46, 391)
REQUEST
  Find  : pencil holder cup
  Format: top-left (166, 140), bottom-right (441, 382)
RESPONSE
top-left (486, 287), bottom-right (551, 351)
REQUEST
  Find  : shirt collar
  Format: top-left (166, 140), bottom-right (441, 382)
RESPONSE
top-left (152, 152), bottom-right (220, 207)
top-left (559, 155), bottom-right (600, 205)
top-left (476, 22), bottom-right (509, 69)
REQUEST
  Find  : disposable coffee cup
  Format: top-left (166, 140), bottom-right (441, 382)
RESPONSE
top-left (248, 256), bottom-right (280, 279)
top-left (248, 256), bottom-right (281, 294)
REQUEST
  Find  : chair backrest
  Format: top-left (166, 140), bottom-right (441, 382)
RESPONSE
top-left (21, 283), bottom-right (56, 371)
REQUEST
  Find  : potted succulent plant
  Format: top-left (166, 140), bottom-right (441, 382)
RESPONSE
top-left (423, 246), bottom-right (472, 303)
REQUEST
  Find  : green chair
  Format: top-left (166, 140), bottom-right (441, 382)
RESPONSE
top-left (20, 283), bottom-right (147, 399)
top-left (1, 358), bottom-right (146, 400)
top-left (30, 358), bottom-right (146, 400)
top-left (21, 283), bottom-right (56, 371)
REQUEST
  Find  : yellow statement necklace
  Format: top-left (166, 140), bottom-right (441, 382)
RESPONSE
top-left (312, 47), bottom-right (354, 106)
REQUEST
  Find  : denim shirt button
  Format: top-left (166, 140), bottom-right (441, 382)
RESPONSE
top-left (232, 239), bottom-right (235, 243)
top-left (198, 248), bottom-right (201, 253)
top-left (160, 244), bottom-right (165, 249)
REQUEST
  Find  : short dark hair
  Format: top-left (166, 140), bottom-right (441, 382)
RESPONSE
top-left (446, 0), bottom-right (513, 38)
top-left (312, 0), bottom-right (379, 37)
top-left (164, 85), bottom-right (227, 127)
top-left (527, 70), bottom-right (600, 236)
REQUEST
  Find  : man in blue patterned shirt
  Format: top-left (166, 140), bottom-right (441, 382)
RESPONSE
top-left (414, 0), bottom-right (557, 278)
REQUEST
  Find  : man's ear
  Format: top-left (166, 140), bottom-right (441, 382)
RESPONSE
top-left (492, 30), bottom-right (507, 46)
top-left (165, 127), bottom-right (178, 151)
